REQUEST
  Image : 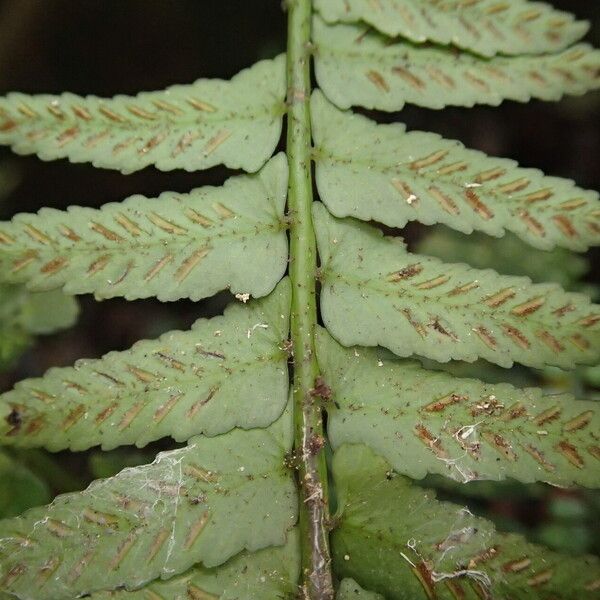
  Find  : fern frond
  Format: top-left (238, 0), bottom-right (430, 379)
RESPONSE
top-left (313, 204), bottom-right (600, 369)
top-left (313, 17), bottom-right (600, 111)
top-left (0, 280), bottom-right (289, 452)
top-left (337, 578), bottom-right (383, 599)
top-left (0, 407), bottom-right (296, 600)
top-left (311, 92), bottom-right (600, 251)
top-left (90, 530), bottom-right (300, 599)
top-left (416, 227), bottom-right (590, 290)
top-left (332, 444), bottom-right (600, 600)
top-left (0, 284), bottom-right (78, 368)
top-left (0, 154), bottom-right (288, 301)
top-left (0, 57), bottom-right (285, 174)
top-left (314, 0), bottom-right (589, 57)
top-left (319, 329), bottom-right (600, 487)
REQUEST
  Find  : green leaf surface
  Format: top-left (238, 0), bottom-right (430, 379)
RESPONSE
top-left (0, 284), bottom-right (78, 369)
top-left (337, 578), bottom-right (384, 600)
top-left (0, 407), bottom-right (297, 600)
top-left (0, 56), bottom-right (285, 174)
top-left (313, 203), bottom-right (600, 369)
top-left (311, 92), bottom-right (600, 251)
top-left (331, 444), bottom-right (600, 600)
top-left (90, 530), bottom-right (300, 599)
top-left (0, 279), bottom-right (290, 451)
top-left (314, 0), bottom-right (589, 57)
top-left (0, 450), bottom-right (51, 518)
top-left (0, 154), bottom-right (288, 301)
top-left (415, 227), bottom-right (590, 290)
top-left (319, 329), bottom-right (600, 487)
top-left (312, 16), bottom-right (600, 111)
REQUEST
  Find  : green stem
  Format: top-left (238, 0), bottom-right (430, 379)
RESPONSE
top-left (286, 1), bottom-right (334, 598)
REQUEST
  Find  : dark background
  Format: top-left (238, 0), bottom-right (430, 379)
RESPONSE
top-left (0, 0), bottom-right (598, 555)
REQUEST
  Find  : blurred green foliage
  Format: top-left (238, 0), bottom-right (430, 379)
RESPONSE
top-left (0, 449), bottom-right (50, 518)
top-left (0, 284), bottom-right (79, 369)
top-left (415, 226), bottom-right (592, 291)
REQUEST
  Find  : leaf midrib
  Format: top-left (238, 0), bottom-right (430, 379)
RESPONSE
top-left (316, 150), bottom-right (593, 212)
top-left (2, 104), bottom-right (286, 134)
top-left (322, 271), bottom-right (586, 333)
top-left (14, 349), bottom-right (286, 406)
top-left (0, 221), bottom-right (287, 257)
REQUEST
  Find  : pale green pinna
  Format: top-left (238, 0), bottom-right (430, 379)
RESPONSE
top-left (0, 1), bottom-right (600, 598)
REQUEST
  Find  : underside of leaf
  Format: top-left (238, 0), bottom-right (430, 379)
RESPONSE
top-left (314, 0), bottom-right (589, 57)
top-left (0, 407), bottom-right (297, 600)
top-left (314, 203), bottom-right (600, 369)
top-left (311, 92), bottom-right (600, 251)
top-left (332, 444), bottom-right (600, 600)
top-left (0, 279), bottom-right (290, 452)
top-left (0, 56), bottom-right (286, 174)
top-left (319, 329), bottom-right (600, 487)
top-left (90, 529), bottom-right (300, 599)
top-left (0, 154), bottom-right (288, 301)
top-left (313, 16), bottom-right (600, 111)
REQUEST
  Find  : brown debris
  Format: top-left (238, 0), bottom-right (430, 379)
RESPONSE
top-left (310, 376), bottom-right (333, 402)
top-left (414, 424), bottom-right (448, 459)
top-left (308, 434), bottom-right (326, 456)
top-left (482, 431), bottom-right (517, 461)
top-left (424, 393), bottom-right (467, 413)
top-left (388, 263), bottom-right (423, 281)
